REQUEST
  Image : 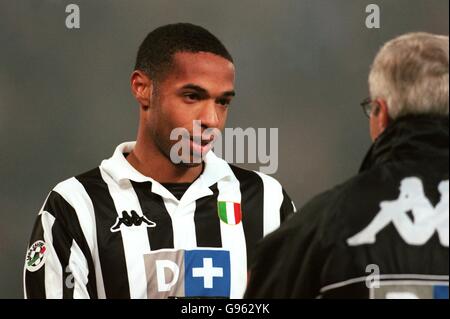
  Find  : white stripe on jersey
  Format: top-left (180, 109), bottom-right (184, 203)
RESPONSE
top-left (100, 169), bottom-right (151, 299)
top-left (166, 198), bottom-right (198, 249)
top-left (54, 178), bottom-right (106, 298)
top-left (69, 239), bottom-right (89, 298)
top-left (23, 258), bottom-right (26, 299)
top-left (256, 172), bottom-right (283, 236)
top-left (23, 261), bottom-right (26, 299)
top-left (217, 173), bottom-right (247, 299)
top-left (41, 211), bottom-right (63, 298)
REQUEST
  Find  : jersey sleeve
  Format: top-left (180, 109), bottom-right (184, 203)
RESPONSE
top-left (24, 190), bottom-right (96, 299)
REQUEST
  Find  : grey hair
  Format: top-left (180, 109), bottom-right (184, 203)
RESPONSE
top-left (369, 32), bottom-right (449, 119)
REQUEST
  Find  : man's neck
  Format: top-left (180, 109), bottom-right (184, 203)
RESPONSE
top-left (127, 140), bottom-right (203, 184)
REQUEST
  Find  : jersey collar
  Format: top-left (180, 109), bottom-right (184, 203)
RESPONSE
top-left (100, 141), bottom-right (235, 203)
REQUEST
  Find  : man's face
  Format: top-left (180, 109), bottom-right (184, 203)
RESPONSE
top-left (145, 51), bottom-right (235, 166)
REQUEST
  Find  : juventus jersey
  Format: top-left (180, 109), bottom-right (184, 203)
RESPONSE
top-left (24, 142), bottom-right (295, 299)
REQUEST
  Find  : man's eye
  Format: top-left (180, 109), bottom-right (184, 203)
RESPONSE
top-left (217, 98), bottom-right (231, 107)
top-left (183, 93), bottom-right (200, 101)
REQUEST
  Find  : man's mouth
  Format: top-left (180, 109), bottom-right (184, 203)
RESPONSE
top-left (189, 136), bottom-right (214, 154)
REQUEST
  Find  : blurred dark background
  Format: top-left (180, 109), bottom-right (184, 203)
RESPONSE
top-left (0, 0), bottom-right (448, 298)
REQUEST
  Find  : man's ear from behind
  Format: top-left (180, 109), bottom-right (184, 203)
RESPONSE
top-left (370, 99), bottom-right (391, 141)
top-left (376, 99), bottom-right (390, 132)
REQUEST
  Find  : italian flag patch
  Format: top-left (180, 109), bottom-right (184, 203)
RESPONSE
top-left (217, 201), bottom-right (242, 225)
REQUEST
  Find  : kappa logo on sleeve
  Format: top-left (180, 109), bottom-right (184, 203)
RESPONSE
top-left (144, 249), bottom-right (231, 299)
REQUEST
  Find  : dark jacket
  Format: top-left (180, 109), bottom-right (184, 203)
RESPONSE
top-left (245, 115), bottom-right (449, 299)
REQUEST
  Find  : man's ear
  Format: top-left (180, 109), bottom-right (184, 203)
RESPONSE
top-left (131, 70), bottom-right (153, 110)
top-left (376, 99), bottom-right (390, 133)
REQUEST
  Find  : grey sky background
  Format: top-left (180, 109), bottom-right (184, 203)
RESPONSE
top-left (0, 0), bottom-right (448, 298)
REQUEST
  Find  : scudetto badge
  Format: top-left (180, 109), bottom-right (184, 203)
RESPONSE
top-left (26, 240), bottom-right (47, 272)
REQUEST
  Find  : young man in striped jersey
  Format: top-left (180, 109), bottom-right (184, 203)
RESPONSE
top-left (24, 23), bottom-right (295, 299)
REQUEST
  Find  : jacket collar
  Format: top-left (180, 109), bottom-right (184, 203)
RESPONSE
top-left (360, 114), bottom-right (449, 172)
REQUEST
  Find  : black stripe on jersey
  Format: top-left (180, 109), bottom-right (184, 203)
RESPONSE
top-left (130, 181), bottom-right (175, 250)
top-left (25, 214), bottom-right (46, 299)
top-left (44, 191), bottom-right (98, 299)
top-left (230, 165), bottom-right (264, 264)
top-left (76, 168), bottom-right (130, 299)
top-left (280, 189), bottom-right (295, 222)
top-left (194, 184), bottom-right (222, 248)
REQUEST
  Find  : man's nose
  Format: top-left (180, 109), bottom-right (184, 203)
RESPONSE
top-left (199, 100), bottom-right (220, 128)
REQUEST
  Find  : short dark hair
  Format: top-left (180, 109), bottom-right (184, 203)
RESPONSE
top-left (134, 23), bottom-right (233, 81)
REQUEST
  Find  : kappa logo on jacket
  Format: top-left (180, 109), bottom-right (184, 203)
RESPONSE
top-left (347, 178), bottom-right (449, 247)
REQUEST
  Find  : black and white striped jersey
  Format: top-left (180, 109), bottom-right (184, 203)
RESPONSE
top-left (24, 142), bottom-right (295, 299)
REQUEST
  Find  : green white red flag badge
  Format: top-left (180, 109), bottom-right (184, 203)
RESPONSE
top-left (217, 201), bottom-right (242, 225)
